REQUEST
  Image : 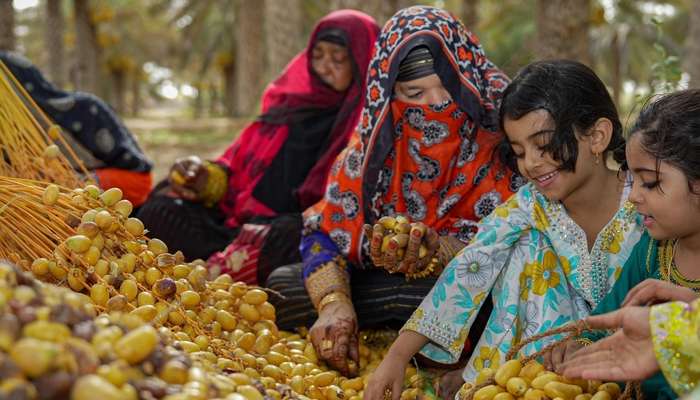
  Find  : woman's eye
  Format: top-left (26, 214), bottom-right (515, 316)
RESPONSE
top-left (642, 180), bottom-right (660, 189)
top-left (407, 91), bottom-right (422, 99)
top-left (513, 152), bottom-right (525, 159)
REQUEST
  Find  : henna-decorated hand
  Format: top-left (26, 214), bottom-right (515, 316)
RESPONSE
top-left (309, 301), bottom-right (359, 377)
top-left (362, 216), bottom-right (440, 275)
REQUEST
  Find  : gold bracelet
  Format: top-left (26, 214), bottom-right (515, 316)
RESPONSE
top-left (437, 236), bottom-right (465, 266)
top-left (318, 292), bottom-right (352, 312)
top-left (306, 260), bottom-right (350, 309)
top-left (404, 236), bottom-right (464, 281)
top-left (405, 257), bottom-right (438, 281)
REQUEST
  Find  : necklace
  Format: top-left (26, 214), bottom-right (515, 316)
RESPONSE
top-left (659, 239), bottom-right (700, 292)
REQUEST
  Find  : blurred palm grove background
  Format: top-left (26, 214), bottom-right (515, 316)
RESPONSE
top-left (0, 0), bottom-right (697, 179)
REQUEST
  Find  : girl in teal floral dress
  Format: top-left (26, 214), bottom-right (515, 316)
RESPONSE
top-left (365, 60), bottom-right (645, 399)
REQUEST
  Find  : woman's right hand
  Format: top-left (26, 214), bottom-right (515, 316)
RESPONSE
top-left (363, 352), bottom-right (408, 400)
top-left (168, 155), bottom-right (209, 201)
top-left (309, 300), bottom-right (359, 377)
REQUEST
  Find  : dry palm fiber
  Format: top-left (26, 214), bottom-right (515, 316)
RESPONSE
top-left (0, 177), bottom-right (87, 264)
top-left (0, 59), bottom-right (90, 187)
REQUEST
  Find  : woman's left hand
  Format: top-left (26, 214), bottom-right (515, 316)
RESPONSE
top-left (389, 222), bottom-right (440, 274)
top-left (560, 306), bottom-right (658, 381)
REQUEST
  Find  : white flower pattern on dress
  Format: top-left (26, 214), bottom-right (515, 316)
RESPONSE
top-left (455, 251), bottom-right (493, 288)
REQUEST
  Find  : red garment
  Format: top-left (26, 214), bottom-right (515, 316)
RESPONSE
top-left (305, 100), bottom-right (518, 264)
top-left (207, 224), bottom-right (271, 285)
top-left (95, 168), bottom-right (153, 207)
top-left (216, 10), bottom-right (379, 228)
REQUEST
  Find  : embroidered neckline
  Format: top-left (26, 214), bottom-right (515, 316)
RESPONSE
top-left (533, 174), bottom-right (637, 306)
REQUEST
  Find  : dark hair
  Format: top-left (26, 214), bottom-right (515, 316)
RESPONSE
top-left (497, 60), bottom-right (625, 173)
top-left (629, 89), bottom-right (700, 193)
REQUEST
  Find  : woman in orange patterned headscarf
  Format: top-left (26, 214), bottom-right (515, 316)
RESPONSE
top-left (266, 6), bottom-right (523, 378)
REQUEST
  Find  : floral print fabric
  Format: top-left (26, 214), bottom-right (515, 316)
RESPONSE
top-left (402, 183), bottom-right (643, 381)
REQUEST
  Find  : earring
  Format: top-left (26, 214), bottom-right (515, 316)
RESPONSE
top-left (594, 152), bottom-right (600, 165)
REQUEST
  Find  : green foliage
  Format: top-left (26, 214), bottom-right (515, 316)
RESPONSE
top-left (649, 17), bottom-right (682, 92)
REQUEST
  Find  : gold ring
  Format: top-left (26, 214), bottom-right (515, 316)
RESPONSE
top-left (383, 388), bottom-right (392, 400)
top-left (321, 339), bottom-right (334, 352)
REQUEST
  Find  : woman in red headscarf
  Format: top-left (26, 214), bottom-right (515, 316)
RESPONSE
top-left (137, 10), bottom-right (379, 284)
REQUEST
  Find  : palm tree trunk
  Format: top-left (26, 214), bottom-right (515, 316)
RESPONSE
top-left (209, 84), bottom-right (219, 117)
top-left (535, 0), bottom-right (591, 65)
top-left (45, 0), bottom-right (65, 86)
top-left (131, 69), bottom-right (141, 117)
top-left (265, 0), bottom-right (303, 81)
top-left (233, 0), bottom-right (265, 117)
top-left (611, 29), bottom-right (622, 106)
top-left (462, 0), bottom-right (478, 30)
top-left (224, 62), bottom-right (236, 117)
top-left (111, 70), bottom-right (126, 115)
top-left (74, 0), bottom-right (100, 93)
top-left (0, 0), bottom-right (15, 51)
top-left (685, 0), bottom-right (700, 88)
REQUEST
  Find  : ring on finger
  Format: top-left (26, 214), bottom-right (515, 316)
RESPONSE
top-left (320, 339), bottom-right (334, 352)
top-left (383, 388), bottom-right (392, 400)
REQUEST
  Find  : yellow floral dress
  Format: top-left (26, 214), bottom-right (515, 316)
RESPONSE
top-left (402, 182), bottom-right (643, 381)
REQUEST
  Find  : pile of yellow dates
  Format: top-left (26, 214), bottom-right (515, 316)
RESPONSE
top-left (460, 359), bottom-right (622, 400)
top-left (7, 184), bottom-right (427, 400)
top-left (0, 262), bottom-right (262, 400)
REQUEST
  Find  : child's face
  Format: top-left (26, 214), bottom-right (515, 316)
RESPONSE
top-left (627, 134), bottom-right (700, 240)
top-left (504, 110), bottom-right (597, 202)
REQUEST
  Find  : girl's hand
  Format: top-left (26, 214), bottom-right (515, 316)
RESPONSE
top-left (622, 279), bottom-right (699, 307)
top-left (363, 353), bottom-right (408, 400)
top-left (168, 155), bottom-right (209, 201)
top-left (544, 340), bottom-right (584, 373)
top-left (561, 306), bottom-right (658, 381)
top-left (309, 300), bottom-right (359, 377)
top-left (436, 369), bottom-right (465, 400)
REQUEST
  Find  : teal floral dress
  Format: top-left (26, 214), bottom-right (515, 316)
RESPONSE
top-left (402, 182), bottom-right (643, 381)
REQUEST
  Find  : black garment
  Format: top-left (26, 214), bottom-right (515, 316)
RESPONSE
top-left (266, 262), bottom-right (494, 343)
top-left (137, 183), bottom-right (304, 270)
top-left (135, 191), bottom-right (238, 261)
top-left (252, 106), bottom-right (340, 213)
